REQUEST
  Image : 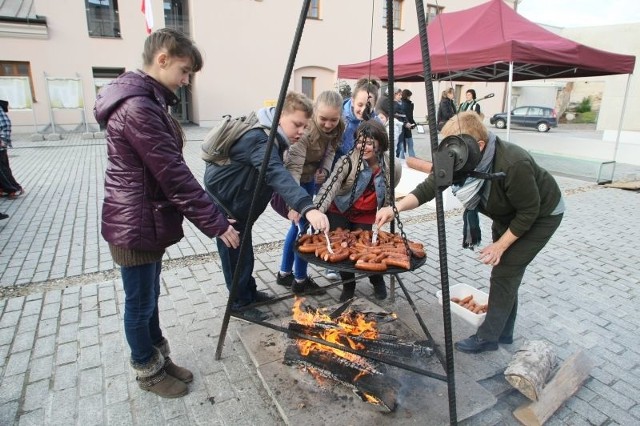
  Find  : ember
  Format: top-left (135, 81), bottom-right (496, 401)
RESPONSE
top-left (284, 297), bottom-right (434, 412)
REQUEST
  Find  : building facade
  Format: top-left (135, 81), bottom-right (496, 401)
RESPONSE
top-left (0, 0), bottom-right (637, 146)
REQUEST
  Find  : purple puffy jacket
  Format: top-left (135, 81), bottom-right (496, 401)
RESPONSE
top-left (94, 70), bottom-right (229, 251)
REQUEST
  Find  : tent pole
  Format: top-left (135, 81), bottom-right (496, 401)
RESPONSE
top-left (610, 74), bottom-right (631, 180)
top-left (506, 61), bottom-right (514, 140)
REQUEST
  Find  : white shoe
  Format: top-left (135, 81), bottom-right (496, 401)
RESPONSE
top-left (325, 269), bottom-right (339, 280)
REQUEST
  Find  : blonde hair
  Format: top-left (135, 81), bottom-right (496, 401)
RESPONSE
top-left (441, 111), bottom-right (488, 142)
top-left (283, 91), bottom-right (313, 118)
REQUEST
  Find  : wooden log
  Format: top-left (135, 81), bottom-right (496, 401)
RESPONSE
top-left (504, 340), bottom-right (557, 401)
top-left (513, 350), bottom-right (593, 426)
top-left (288, 321), bottom-right (434, 360)
top-left (283, 344), bottom-right (399, 412)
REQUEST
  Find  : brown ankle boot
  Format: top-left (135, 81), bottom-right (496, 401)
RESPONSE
top-left (154, 338), bottom-right (194, 383)
top-left (132, 349), bottom-right (188, 398)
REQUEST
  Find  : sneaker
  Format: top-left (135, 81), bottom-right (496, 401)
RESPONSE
top-left (276, 272), bottom-right (294, 287)
top-left (254, 290), bottom-right (276, 303)
top-left (292, 277), bottom-right (327, 295)
top-left (324, 269), bottom-right (340, 281)
top-left (232, 307), bottom-right (270, 322)
top-left (8, 189), bottom-right (24, 199)
top-left (0, 212), bottom-right (8, 220)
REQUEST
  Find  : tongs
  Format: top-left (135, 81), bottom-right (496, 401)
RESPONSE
top-left (371, 207), bottom-right (379, 245)
top-left (372, 223), bottom-right (378, 245)
top-left (324, 231), bottom-right (334, 254)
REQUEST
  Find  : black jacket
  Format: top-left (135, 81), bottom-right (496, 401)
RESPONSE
top-left (401, 99), bottom-right (416, 139)
top-left (437, 98), bottom-right (456, 128)
top-left (204, 126), bottom-right (315, 224)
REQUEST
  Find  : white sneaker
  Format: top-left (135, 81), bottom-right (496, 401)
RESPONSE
top-left (325, 269), bottom-right (339, 280)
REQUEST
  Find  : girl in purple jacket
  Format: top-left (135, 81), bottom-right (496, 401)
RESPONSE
top-left (94, 29), bottom-right (239, 398)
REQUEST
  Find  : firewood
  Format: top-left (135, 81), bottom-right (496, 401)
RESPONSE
top-left (513, 350), bottom-right (593, 426)
top-left (504, 340), bottom-right (557, 401)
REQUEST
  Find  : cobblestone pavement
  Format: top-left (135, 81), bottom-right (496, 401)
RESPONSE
top-left (0, 127), bottom-right (638, 425)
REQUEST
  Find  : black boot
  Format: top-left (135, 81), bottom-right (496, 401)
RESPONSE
top-left (339, 282), bottom-right (356, 302)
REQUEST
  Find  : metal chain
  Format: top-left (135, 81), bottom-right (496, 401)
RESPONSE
top-left (382, 156), bottom-right (412, 258)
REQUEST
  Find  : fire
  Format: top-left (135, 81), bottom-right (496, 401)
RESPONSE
top-left (291, 297), bottom-right (379, 373)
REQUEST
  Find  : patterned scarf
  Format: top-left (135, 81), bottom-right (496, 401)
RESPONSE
top-left (451, 132), bottom-right (497, 249)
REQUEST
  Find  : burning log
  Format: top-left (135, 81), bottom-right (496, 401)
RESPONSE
top-left (283, 344), bottom-right (399, 412)
top-left (284, 298), bottom-right (435, 411)
top-left (288, 321), bottom-right (434, 360)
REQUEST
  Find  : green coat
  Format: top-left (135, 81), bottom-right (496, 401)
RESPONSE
top-left (410, 137), bottom-right (561, 237)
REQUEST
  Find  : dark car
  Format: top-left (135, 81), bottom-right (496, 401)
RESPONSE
top-left (489, 106), bottom-right (558, 132)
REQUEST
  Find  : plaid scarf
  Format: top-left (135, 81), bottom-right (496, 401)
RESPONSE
top-left (451, 132), bottom-right (496, 249)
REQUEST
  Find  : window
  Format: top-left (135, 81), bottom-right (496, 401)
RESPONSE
top-left (425, 4), bottom-right (444, 24)
top-left (164, 0), bottom-right (190, 34)
top-left (383, 0), bottom-right (403, 30)
top-left (0, 61), bottom-right (35, 102)
top-left (513, 107), bottom-right (528, 116)
top-left (301, 77), bottom-right (315, 100)
top-left (93, 67), bottom-right (124, 95)
top-left (307, 0), bottom-right (320, 19)
top-left (85, 0), bottom-right (121, 38)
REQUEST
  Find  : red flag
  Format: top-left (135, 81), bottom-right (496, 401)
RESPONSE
top-left (141, 0), bottom-right (154, 34)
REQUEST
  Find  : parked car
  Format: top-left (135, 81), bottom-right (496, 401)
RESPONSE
top-left (489, 106), bottom-right (558, 132)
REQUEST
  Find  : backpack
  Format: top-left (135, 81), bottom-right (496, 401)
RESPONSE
top-left (201, 111), bottom-right (267, 166)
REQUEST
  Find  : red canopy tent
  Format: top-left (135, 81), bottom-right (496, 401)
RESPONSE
top-left (338, 0), bottom-right (635, 82)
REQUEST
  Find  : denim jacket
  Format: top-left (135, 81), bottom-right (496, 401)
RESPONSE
top-left (315, 150), bottom-right (401, 214)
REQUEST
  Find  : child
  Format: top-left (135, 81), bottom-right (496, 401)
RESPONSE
top-left (326, 77), bottom-right (381, 281)
top-left (94, 28), bottom-right (240, 398)
top-left (203, 92), bottom-right (330, 321)
top-left (315, 120), bottom-right (401, 301)
top-left (276, 91), bottom-right (345, 294)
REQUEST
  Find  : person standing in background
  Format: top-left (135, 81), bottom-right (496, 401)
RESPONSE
top-left (437, 88), bottom-right (457, 132)
top-left (458, 89), bottom-right (481, 115)
top-left (0, 100), bottom-right (24, 199)
top-left (397, 89), bottom-right (417, 158)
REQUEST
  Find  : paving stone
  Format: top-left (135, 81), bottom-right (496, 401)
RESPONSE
top-left (22, 379), bottom-right (49, 412)
top-left (55, 342), bottom-right (78, 366)
top-left (0, 373), bottom-right (25, 405)
top-left (77, 393), bottom-right (104, 426)
top-left (106, 401), bottom-right (134, 426)
top-left (79, 367), bottom-right (103, 397)
top-left (28, 355), bottom-right (53, 383)
top-left (4, 350), bottom-right (31, 376)
top-left (0, 401), bottom-right (19, 426)
top-left (18, 408), bottom-right (44, 426)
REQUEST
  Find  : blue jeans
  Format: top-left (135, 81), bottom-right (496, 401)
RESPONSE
top-left (121, 261), bottom-right (164, 364)
top-left (279, 180), bottom-right (315, 280)
top-left (217, 227), bottom-right (258, 309)
top-left (396, 135), bottom-right (415, 158)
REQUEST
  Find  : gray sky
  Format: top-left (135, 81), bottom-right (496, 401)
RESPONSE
top-left (517, 0), bottom-right (640, 27)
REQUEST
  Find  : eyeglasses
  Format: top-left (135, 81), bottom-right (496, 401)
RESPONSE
top-left (356, 139), bottom-right (376, 147)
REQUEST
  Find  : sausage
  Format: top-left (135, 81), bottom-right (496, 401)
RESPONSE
top-left (298, 234), bottom-right (314, 244)
top-left (410, 248), bottom-right (426, 259)
top-left (355, 261), bottom-right (388, 272)
top-left (383, 257), bottom-right (411, 269)
top-left (328, 249), bottom-right (350, 263)
top-left (459, 295), bottom-right (473, 304)
top-left (297, 243), bottom-right (323, 253)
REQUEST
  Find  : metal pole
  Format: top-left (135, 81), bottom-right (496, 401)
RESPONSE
top-left (386, 0), bottom-right (397, 302)
top-left (414, 1), bottom-right (458, 424)
top-left (215, 0), bottom-right (312, 361)
top-left (610, 74), bottom-right (631, 180)
top-left (506, 61), bottom-right (514, 141)
top-left (43, 73), bottom-right (57, 135)
top-left (76, 73), bottom-right (89, 134)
